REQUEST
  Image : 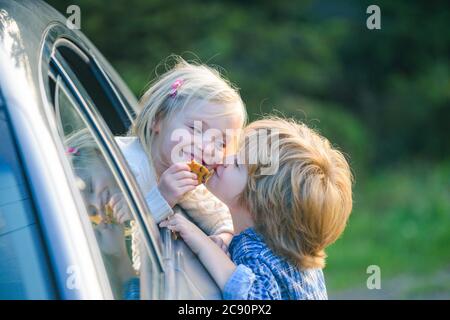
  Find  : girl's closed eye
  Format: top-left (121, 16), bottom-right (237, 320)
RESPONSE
top-left (188, 121), bottom-right (203, 134)
top-left (215, 139), bottom-right (226, 151)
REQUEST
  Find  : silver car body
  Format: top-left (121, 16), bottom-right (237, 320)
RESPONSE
top-left (0, 0), bottom-right (221, 299)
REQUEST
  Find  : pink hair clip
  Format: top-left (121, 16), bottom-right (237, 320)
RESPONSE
top-left (66, 147), bottom-right (79, 156)
top-left (169, 78), bottom-right (184, 97)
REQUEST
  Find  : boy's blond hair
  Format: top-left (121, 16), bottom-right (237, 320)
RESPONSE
top-left (238, 117), bottom-right (353, 269)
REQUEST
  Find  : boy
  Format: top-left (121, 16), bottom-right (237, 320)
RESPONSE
top-left (160, 117), bottom-right (353, 299)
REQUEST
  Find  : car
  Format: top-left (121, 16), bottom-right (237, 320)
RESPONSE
top-left (0, 0), bottom-right (221, 300)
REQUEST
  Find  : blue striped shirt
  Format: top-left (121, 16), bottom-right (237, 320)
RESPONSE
top-left (223, 228), bottom-right (328, 300)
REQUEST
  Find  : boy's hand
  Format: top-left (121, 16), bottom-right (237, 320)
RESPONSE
top-left (159, 213), bottom-right (208, 255)
top-left (158, 163), bottom-right (199, 208)
top-left (108, 193), bottom-right (132, 224)
top-left (215, 232), bottom-right (233, 246)
top-left (161, 214), bottom-right (237, 291)
top-left (209, 234), bottom-right (231, 257)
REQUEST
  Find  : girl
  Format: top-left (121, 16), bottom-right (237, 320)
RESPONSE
top-left (115, 57), bottom-right (247, 269)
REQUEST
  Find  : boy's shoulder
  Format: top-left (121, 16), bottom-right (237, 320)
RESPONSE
top-left (229, 228), bottom-right (280, 264)
top-left (230, 228), bottom-right (328, 299)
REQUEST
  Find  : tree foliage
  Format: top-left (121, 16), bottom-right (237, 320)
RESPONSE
top-left (46, 0), bottom-right (450, 171)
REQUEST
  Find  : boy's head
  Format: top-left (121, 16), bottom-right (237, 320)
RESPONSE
top-left (207, 117), bottom-right (353, 269)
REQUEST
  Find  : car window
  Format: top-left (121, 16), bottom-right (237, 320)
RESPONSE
top-left (54, 40), bottom-right (133, 135)
top-left (0, 97), bottom-right (57, 299)
top-left (50, 75), bottom-right (155, 299)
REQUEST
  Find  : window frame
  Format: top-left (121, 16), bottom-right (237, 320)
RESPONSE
top-left (50, 47), bottom-right (165, 264)
top-left (49, 54), bottom-right (166, 299)
top-left (40, 34), bottom-right (167, 299)
top-left (52, 38), bottom-right (134, 135)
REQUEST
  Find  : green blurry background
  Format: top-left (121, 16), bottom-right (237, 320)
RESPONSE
top-left (46, 0), bottom-right (450, 299)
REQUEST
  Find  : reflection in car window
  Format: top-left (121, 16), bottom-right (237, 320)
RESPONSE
top-left (53, 77), bottom-right (146, 299)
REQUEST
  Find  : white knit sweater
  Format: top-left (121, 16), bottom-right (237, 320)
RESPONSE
top-left (115, 136), bottom-right (234, 235)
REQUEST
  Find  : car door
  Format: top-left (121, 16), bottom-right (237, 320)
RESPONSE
top-left (40, 37), bottom-right (164, 300)
top-left (40, 24), bottom-right (221, 299)
top-left (0, 91), bottom-right (58, 299)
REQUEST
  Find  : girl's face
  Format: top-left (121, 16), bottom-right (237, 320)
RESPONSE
top-left (80, 162), bottom-right (119, 218)
top-left (153, 100), bottom-right (243, 173)
top-left (206, 154), bottom-right (248, 208)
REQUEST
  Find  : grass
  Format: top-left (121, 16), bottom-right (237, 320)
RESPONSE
top-left (324, 161), bottom-right (450, 296)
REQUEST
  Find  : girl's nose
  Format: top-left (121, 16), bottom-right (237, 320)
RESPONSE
top-left (225, 154), bottom-right (236, 165)
top-left (209, 163), bottom-right (220, 170)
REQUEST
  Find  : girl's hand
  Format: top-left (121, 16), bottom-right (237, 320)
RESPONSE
top-left (159, 213), bottom-right (208, 255)
top-left (108, 193), bottom-right (132, 224)
top-left (94, 223), bottom-right (128, 258)
top-left (158, 163), bottom-right (199, 208)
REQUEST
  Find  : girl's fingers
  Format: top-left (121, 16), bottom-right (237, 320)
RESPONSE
top-left (112, 200), bottom-right (124, 213)
top-left (178, 184), bottom-right (197, 195)
top-left (116, 208), bottom-right (129, 224)
top-left (176, 178), bottom-right (198, 188)
top-left (173, 170), bottom-right (198, 181)
top-left (108, 193), bottom-right (122, 208)
top-left (167, 163), bottom-right (191, 174)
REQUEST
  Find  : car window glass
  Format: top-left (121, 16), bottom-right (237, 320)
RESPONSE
top-left (52, 76), bottom-right (150, 299)
top-left (55, 42), bottom-right (131, 135)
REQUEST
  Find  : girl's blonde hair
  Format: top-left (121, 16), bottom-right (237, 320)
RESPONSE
top-left (238, 117), bottom-right (353, 269)
top-left (64, 128), bottom-right (101, 174)
top-left (132, 56), bottom-right (247, 171)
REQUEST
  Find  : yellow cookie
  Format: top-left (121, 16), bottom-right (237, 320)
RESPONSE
top-left (90, 215), bottom-right (102, 225)
top-left (188, 160), bottom-right (213, 184)
top-left (89, 205), bottom-right (116, 225)
top-left (104, 204), bottom-right (116, 224)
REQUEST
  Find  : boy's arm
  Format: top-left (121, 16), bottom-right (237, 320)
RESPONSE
top-left (159, 214), bottom-right (236, 290)
top-left (159, 214), bottom-right (282, 299)
top-left (196, 233), bottom-right (237, 290)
